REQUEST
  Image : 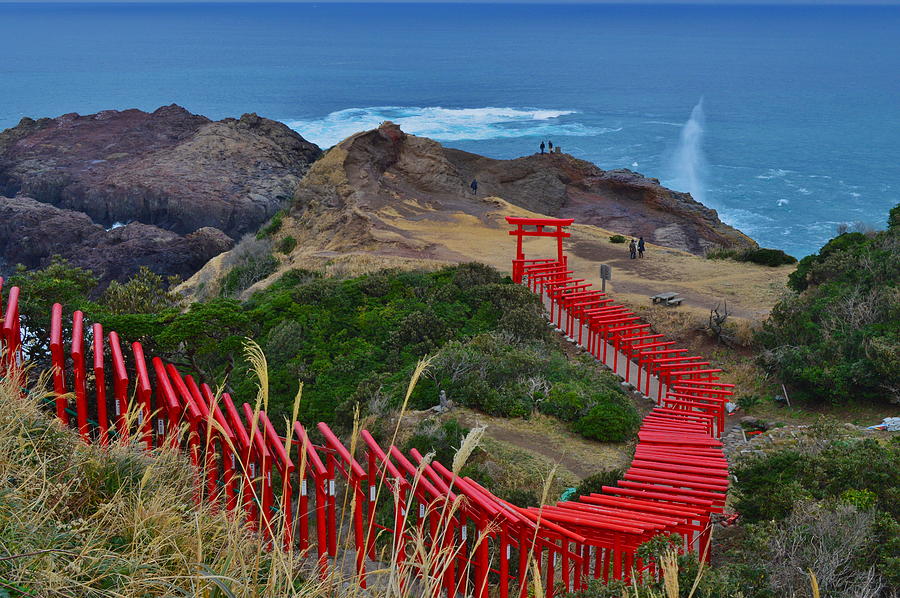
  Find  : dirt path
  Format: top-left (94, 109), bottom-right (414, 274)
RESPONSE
top-left (452, 407), bottom-right (632, 481)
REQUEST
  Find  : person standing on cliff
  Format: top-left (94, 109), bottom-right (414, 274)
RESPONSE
top-left (629, 239), bottom-right (637, 259)
top-left (540, 141), bottom-right (545, 154)
top-left (470, 179), bottom-right (478, 194)
top-left (638, 237), bottom-right (645, 258)
top-left (548, 140), bottom-right (554, 152)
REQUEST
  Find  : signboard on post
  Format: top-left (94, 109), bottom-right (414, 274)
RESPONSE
top-left (600, 264), bottom-right (611, 292)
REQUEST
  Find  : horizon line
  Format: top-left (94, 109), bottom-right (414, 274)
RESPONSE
top-left (3, 0), bottom-right (900, 4)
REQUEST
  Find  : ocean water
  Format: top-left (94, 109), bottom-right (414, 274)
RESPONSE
top-left (1, 3), bottom-right (898, 258)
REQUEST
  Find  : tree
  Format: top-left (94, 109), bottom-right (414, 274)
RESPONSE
top-left (6, 256), bottom-right (97, 365)
top-left (156, 298), bottom-right (254, 387)
top-left (100, 267), bottom-right (181, 315)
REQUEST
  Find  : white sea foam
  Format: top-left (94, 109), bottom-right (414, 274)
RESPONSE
top-left (284, 106), bottom-right (611, 147)
top-left (777, 199), bottom-right (789, 206)
top-left (797, 188), bottom-right (812, 195)
top-left (106, 221), bottom-right (125, 231)
top-left (756, 168), bottom-right (791, 180)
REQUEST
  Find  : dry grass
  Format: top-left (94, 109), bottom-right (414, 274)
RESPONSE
top-left (180, 192), bottom-right (792, 322)
top-left (0, 372), bottom-right (311, 597)
top-left (0, 348), bottom-right (526, 597)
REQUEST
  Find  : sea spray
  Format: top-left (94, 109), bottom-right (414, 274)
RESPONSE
top-left (284, 106), bottom-right (609, 147)
top-left (668, 98), bottom-right (709, 206)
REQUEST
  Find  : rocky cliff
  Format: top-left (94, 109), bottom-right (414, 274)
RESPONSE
top-left (0, 105), bottom-right (321, 284)
top-left (288, 122), bottom-right (755, 257)
top-left (0, 197), bottom-right (233, 284)
top-left (182, 122), bottom-right (788, 317)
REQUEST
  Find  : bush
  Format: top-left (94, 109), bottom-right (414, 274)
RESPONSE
top-left (219, 236), bottom-right (278, 296)
top-left (741, 248), bottom-right (797, 267)
top-left (574, 468), bottom-right (626, 498)
top-left (275, 235), bottom-right (297, 254)
top-left (758, 207), bottom-right (899, 404)
top-left (501, 488), bottom-right (540, 508)
top-left (608, 234), bottom-right (627, 244)
top-left (427, 333), bottom-right (638, 440)
top-left (573, 400), bottom-right (641, 442)
top-left (541, 383), bottom-right (592, 421)
top-left (255, 210), bottom-right (284, 238)
top-left (403, 418), bottom-right (470, 466)
top-left (706, 246), bottom-right (796, 267)
top-left (706, 247), bottom-right (741, 260)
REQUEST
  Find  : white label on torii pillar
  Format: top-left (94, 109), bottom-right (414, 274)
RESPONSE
top-left (157, 420), bottom-right (165, 435)
top-left (301, 480), bottom-right (308, 496)
top-left (230, 454), bottom-right (236, 469)
top-left (115, 401), bottom-right (121, 416)
top-left (329, 479), bottom-right (335, 496)
top-left (461, 527), bottom-right (467, 541)
top-left (250, 463), bottom-right (256, 477)
top-left (419, 504), bottom-right (425, 518)
top-left (370, 485), bottom-right (376, 502)
top-left (506, 545), bottom-right (511, 559)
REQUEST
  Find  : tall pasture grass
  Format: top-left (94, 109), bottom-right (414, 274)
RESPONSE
top-left (2, 342), bottom-right (805, 598)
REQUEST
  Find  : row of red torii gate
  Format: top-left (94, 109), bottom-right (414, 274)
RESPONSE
top-left (0, 217), bottom-right (732, 597)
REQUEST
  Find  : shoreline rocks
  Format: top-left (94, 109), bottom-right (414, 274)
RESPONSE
top-left (0, 105), bottom-right (321, 284)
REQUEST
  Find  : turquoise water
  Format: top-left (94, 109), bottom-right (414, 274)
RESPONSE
top-left (1, 3), bottom-right (898, 257)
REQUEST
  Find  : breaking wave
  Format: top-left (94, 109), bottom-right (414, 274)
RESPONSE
top-left (283, 106), bottom-right (612, 147)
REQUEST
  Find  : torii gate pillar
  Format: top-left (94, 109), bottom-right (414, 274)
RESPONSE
top-left (505, 217), bottom-right (575, 283)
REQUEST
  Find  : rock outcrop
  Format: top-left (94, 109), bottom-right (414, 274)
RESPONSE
top-left (0, 197), bottom-right (233, 285)
top-left (290, 122), bottom-right (755, 256)
top-left (183, 123), bottom-right (788, 311)
top-left (0, 105), bottom-right (321, 284)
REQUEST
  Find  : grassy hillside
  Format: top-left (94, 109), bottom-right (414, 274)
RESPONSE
top-left (0, 375), bottom-right (309, 597)
top-left (758, 205), bottom-right (899, 405)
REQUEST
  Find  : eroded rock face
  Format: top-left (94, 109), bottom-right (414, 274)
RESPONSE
top-left (0, 105), bottom-right (320, 284)
top-left (0, 105), bottom-right (321, 237)
top-left (0, 197), bottom-right (234, 287)
top-left (0, 196), bottom-right (102, 269)
top-left (292, 122), bottom-right (756, 255)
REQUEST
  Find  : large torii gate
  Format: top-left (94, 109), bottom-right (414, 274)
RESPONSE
top-left (506, 216), bottom-right (574, 284)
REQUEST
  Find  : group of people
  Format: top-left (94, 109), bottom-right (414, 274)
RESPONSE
top-left (629, 237), bottom-right (645, 259)
top-left (539, 140), bottom-right (554, 154)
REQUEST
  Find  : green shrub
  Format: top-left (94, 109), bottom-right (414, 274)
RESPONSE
top-left (501, 488), bottom-right (540, 508)
top-left (403, 419), bottom-right (470, 466)
top-left (608, 234), bottom-right (627, 244)
top-left (706, 247), bottom-right (741, 260)
top-left (706, 246), bottom-right (796, 266)
top-left (541, 382), bottom-right (592, 421)
top-left (220, 253), bottom-right (278, 296)
top-left (573, 400), bottom-right (641, 442)
top-left (256, 210), bottom-right (284, 238)
top-left (574, 468), bottom-right (626, 498)
top-left (275, 235), bottom-right (297, 254)
top-left (787, 231), bottom-right (869, 292)
top-left (733, 435), bottom-right (899, 524)
top-left (758, 206), bottom-right (899, 404)
top-left (741, 248), bottom-right (797, 267)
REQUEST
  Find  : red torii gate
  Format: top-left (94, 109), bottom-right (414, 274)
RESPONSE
top-left (506, 216), bottom-right (574, 284)
top-left (0, 214), bottom-right (737, 595)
